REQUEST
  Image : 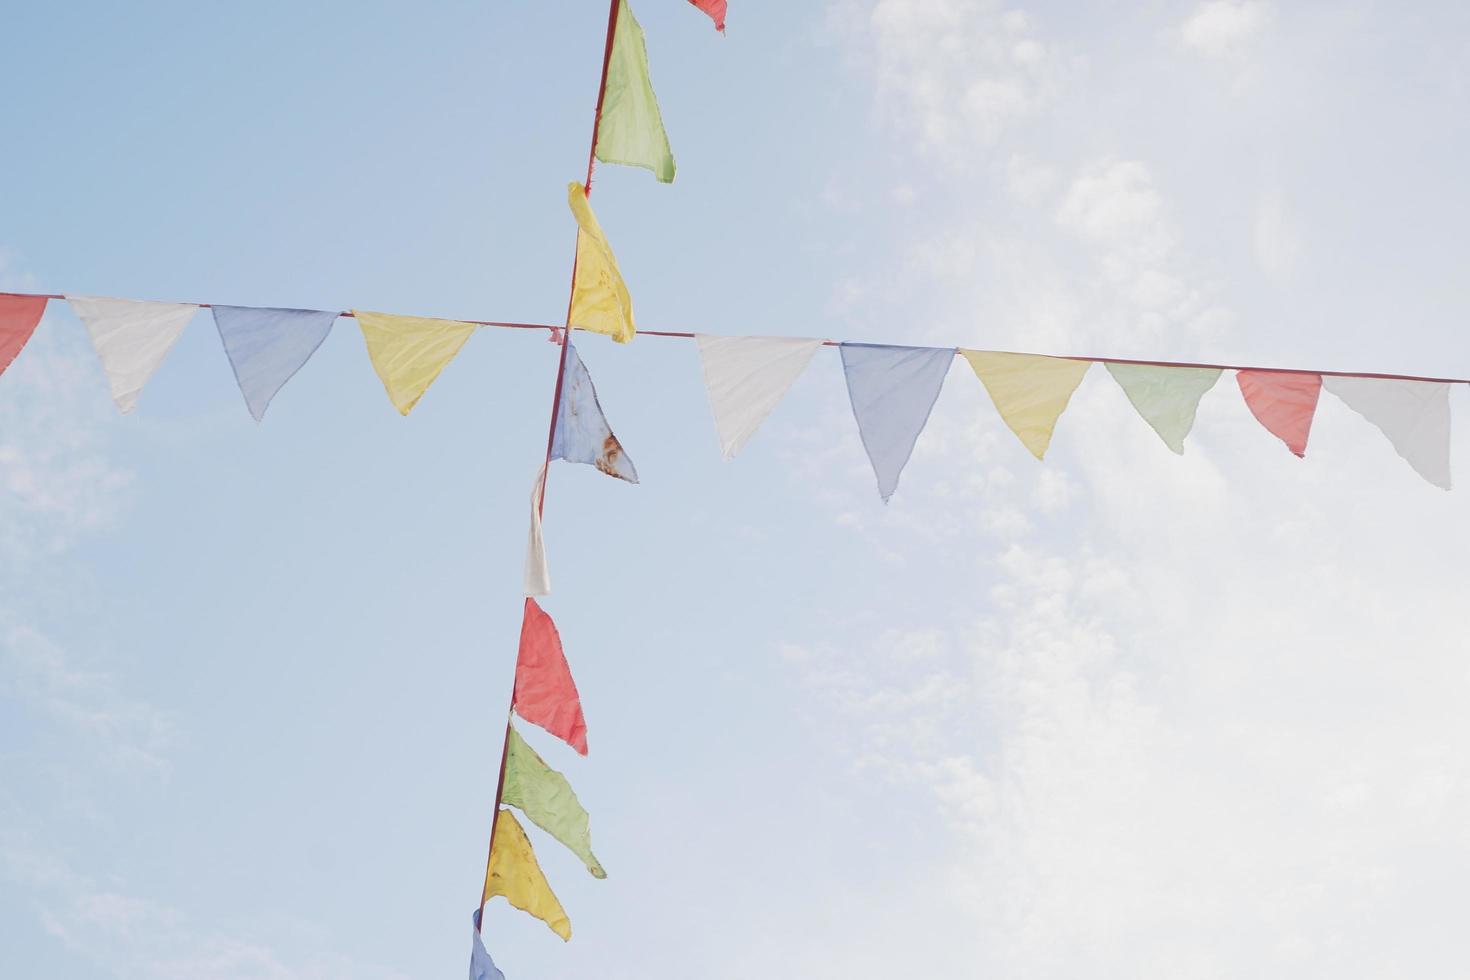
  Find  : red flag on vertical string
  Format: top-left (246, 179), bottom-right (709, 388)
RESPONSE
top-left (1236, 370), bottom-right (1322, 458)
top-left (687, 0), bottom-right (727, 32)
top-left (0, 294), bottom-right (48, 378)
top-left (513, 599), bottom-right (588, 755)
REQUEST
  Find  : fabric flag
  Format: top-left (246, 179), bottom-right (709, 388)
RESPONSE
top-left (504, 724), bottom-right (606, 879)
top-left (687, 0), bottom-right (727, 31)
top-left (1236, 370), bottom-right (1321, 457)
top-left (0, 293), bottom-right (48, 378)
top-left (960, 350), bottom-right (1090, 460)
top-left (841, 344), bottom-right (954, 502)
top-left (1322, 375), bottom-right (1453, 489)
top-left (468, 910), bottom-right (507, 980)
top-left (595, 0), bottom-right (677, 183)
top-left (1104, 362), bottom-right (1221, 455)
top-left (551, 343), bottom-right (639, 483)
top-left (484, 809), bottom-right (571, 942)
top-left (514, 598), bottom-right (588, 755)
top-left (211, 306), bottom-right (337, 421)
top-left (354, 310), bottom-right (476, 415)
top-left (696, 334), bottom-right (824, 460)
top-left (567, 183), bottom-right (636, 343)
top-left (523, 465), bottom-right (551, 597)
top-left (67, 296), bottom-right (198, 414)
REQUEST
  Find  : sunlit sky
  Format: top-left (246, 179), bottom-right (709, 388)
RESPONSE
top-left (4, 2), bottom-right (1470, 978)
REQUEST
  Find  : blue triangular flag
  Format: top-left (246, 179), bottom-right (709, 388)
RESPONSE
top-left (840, 343), bottom-right (955, 502)
top-left (550, 343), bottom-right (639, 483)
top-left (469, 910), bottom-right (507, 980)
top-left (212, 305), bottom-right (338, 420)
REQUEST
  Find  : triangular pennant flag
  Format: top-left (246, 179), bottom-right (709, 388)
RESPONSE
top-left (468, 910), bottom-right (507, 980)
top-left (514, 599), bottom-right (588, 756)
top-left (1104, 362), bottom-right (1221, 455)
top-left (523, 465), bottom-right (551, 597)
top-left (551, 343), bottom-right (639, 483)
top-left (567, 183), bottom-right (636, 343)
top-left (0, 294), bottom-right (47, 378)
top-left (595, 0), bottom-right (677, 183)
top-left (504, 724), bottom-right (606, 879)
top-left (212, 306), bottom-right (337, 421)
top-left (1322, 375), bottom-right (1453, 489)
top-left (841, 344), bottom-right (954, 502)
top-left (353, 310), bottom-right (476, 415)
top-left (484, 809), bottom-right (572, 942)
top-left (696, 335), bottom-right (824, 460)
top-left (1236, 370), bottom-right (1321, 458)
top-left (67, 296), bottom-right (199, 414)
top-left (960, 350), bottom-right (1090, 460)
top-left (687, 0), bottom-right (727, 32)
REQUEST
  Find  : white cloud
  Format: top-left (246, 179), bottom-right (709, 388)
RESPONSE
top-left (1179, 1), bottom-right (1274, 59)
top-left (1254, 189), bottom-right (1303, 280)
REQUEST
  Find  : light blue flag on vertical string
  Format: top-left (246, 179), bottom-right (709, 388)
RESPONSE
top-left (211, 305), bottom-right (338, 420)
top-left (550, 342), bottom-right (640, 483)
top-left (469, 910), bottom-right (507, 980)
top-left (840, 343), bottom-right (955, 502)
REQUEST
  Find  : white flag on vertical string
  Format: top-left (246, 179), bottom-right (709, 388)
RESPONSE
top-left (523, 464), bottom-right (551, 596)
top-left (67, 296), bottom-right (199, 414)
top-left (1322, 375), bottom-right (1453, 489)
top-left (695, 335), bottom-right (824, 460)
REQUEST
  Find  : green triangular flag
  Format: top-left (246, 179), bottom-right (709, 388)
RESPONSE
top-left (594, 0), bottom-right (676, 183)
top-left (1105, 362), bottom-right (1221, 454)
top-left (503, 725), bottom-right (606, 879)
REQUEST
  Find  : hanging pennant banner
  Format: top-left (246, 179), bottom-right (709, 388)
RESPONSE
top-left (67, 296), bottom-right (198, 414)
top-left (551, 343), bottom-right (639, 483)
top-left (524, 465), bottom-right (552, 597)
top-left (0, 293), bottom-right (48, 378)
top-left (354, 310), bottom-right (476, 416)
top-left (514, 599), bottom-right (588, 755)
top-left (484, 809), bottom-right (572, 941)
top-left (595, 0), bottom-right (677, 183)
top-left (212, 306), bottom-right (337, 421)
top-left (841, 344), bottom-right (954, 502)
top-left (567, 183), bottom-right (637, 343)
top-left (960, 350), bottom-right (1089, 460)
top-left (469, 910), bottom-right (507, 980)
top-left (1105, 362), bottom-right (1221, 455)
top-left (1322, 376), bottom-right (1453, 489)
top-left (687, 0), bottom-right (728, 32)
top-left (504, 724), bottom-right (606, 879)
top-left (696, 334), bottom-right (824, 460)
top-left (1237, 370), bottom-right (1321, 458)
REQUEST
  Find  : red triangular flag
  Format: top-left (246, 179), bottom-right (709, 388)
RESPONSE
top-left (0, 294), bottom-right (48, 378)
top-left (1237, 369), bottom-right (1322, 458)
top-left (513, 598), bottom-right (588, 755)
top-left (687, 0), bottom-right (727, 32)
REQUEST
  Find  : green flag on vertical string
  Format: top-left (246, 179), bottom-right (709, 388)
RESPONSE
top-left (503, 724), bottom-right (607, 879)
top-left (595, 0), bottom-right (676, 183)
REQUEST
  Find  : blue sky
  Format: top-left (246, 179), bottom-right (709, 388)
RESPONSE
top-left (4, 2), bottom-right (1470, 977)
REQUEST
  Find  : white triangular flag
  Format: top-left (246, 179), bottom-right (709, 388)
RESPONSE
top-left (67, 296), bottom-right (199, 414)
top-left (1322, 376), bottom-right (1453, 489)
top-left (695, 335), bottom-right (824, 460)
top-left (523, 464), bottom-right (551, 596)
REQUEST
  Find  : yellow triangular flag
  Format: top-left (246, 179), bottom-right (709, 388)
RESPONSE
top-left (354, 310), bottom-right (476, 415)
top-left (484, 808), bottom-right (572, 941)
top-left (567, 182), bottom-right (635, 344)
top-left (961, 350), bottom-right (1092, 459)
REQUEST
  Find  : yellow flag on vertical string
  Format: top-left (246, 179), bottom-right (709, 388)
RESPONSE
top-left (961, 350), bottom-right (1092, 460)
top-left (567, 182), bottom-right (636, 344)
top-left (354, 310), bottom-right (477, 415)
top-left (484, 808), bottom-right (572, 941)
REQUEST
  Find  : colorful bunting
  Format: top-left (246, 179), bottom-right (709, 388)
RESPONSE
top-left (567, 183), bottom-right (636, 343)
top-left (514, 598), bottom-right (588, 756)
top-left (354, 310), bottom-right (476, 416)
top-left (484, 808), bottom-right (572, 941)
top-left (551, 343), bottom-right (639, 483)
top-left (523, 465), bottom-right (552, 597)
top-left (212, 306), bottom-right (337, 421)
top-left (469, 910), bottom-right (507, 980)
top-left (1237, 370), bottom-right (1321, 457)
top-left (1105, 362), bottom-right (1221, 455)
top-left (960, 350), bottom-right (1090, 460)
top-left (595, 0), bottom-right (677, 183)
top-left (0, 293), bottom-right (48, 379)
top-left (841, 344), bottom-right (954, 501)
top-left (1323, 376), bottom-right (1453, 489)
top-left (687, 0), bottom-right (727, 32)
top-left (696, 334), bottom-right (824, 460)
top-left (67, 296), bottom-right (198, 414)
top-left (504, 725), bottom-right (605, 879)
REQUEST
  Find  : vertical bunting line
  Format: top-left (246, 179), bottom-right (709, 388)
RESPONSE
top-left (475, 0), bottom-right (624, 935)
